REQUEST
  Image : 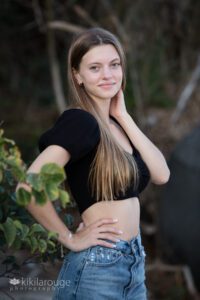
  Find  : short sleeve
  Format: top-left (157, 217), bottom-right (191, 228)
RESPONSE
top-left (38, 109), bottom-right (100, 162)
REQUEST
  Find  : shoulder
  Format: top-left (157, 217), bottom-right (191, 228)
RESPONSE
top-left (38, 108), bottom-right (100, 162)
top-left (59, 108), bottom-right (99, 127)
top-left (55, 108), bottom-right (100, 137)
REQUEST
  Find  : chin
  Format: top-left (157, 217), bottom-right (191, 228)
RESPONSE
top-left (101, 89), bottom-right (119, 98)
top-left (88, 88), bottom-right (119, 101)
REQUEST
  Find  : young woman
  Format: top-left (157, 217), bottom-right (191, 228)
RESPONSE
top-left (19, 28), bottom-right (170, 299)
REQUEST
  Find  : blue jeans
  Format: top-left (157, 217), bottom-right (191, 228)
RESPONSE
top-left (52, 232), bottom-right (147, 299)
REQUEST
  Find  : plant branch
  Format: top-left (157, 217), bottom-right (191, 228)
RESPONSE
top-left (73, 5), bottom-right (99, 27)
top-left (171, 54), bottom-right (200, 123)
top-left (45, 0), bottom-right (66, 113)
top-left (47, 21), bottom-right (85, 33)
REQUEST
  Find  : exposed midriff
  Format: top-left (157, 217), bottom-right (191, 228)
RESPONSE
top-left (81, 197), bottom-right (140, 241)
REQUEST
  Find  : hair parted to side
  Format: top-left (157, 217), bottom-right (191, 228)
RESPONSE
top-left (67, 27), bottom-right (139, 201)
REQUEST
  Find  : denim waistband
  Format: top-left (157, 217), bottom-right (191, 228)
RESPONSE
top-left (103, 231), bottom-right (143, 256)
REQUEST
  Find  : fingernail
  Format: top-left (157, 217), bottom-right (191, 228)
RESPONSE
top-left (119, 230), bottom-right (123, 234)
top-left (113, 218), bottom-right (118, 222)
top-left (112, 244), bottom-right (117, 247)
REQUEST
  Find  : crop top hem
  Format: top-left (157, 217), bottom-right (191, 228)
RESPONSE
top-left (38, 108), bottom-right (150, 215)
top-left (80, 195), bottom-right (140, 216)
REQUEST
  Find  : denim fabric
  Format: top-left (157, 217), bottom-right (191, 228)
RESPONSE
top-left (52, 232), bottom-right (147, 299)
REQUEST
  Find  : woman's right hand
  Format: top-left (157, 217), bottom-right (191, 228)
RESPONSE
top-left (66, 218), bottom-right (123, 252)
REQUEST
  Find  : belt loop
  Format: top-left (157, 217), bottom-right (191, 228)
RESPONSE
top-left (130, 239), bottom-right (137, 255)
top-left (136, 236), bottom-right (142, 257)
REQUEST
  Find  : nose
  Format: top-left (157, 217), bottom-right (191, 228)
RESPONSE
top-left (102, 66), bottom-right (112, 79)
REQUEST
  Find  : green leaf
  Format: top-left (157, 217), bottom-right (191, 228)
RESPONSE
top-left (13, 220), bottom-right (23, 230)
top-left (47, 240), bottom-right (56, 253)
top-left (9, 146), bottom-right (22, 160)
top-left (41, 163), bottom-right (66, 184)
top-left (32, 189), bottom-right (47, 205)
top-left (41, 163), bottom-right (65, 176)
top-left (38, 239), bottom-right (47, 253)
top-left (28, 236), bottom-right (38, 253)
top-left (47, 231), bottom-right (58, 240)
top-left (1, 218), bottom-right (16, 247)
top-left (59, 190), bottom-right (70, 208)
top-left (3, 137), bottom-right (15, 146)
top-left (30, 223), bottom-right (46, 235)
top-left (24, 236), bottom-right (31, 247)
top-left (16, 187), bottom-right (31, 206)
top-left (21, 224), bottom-right (30, 240)
top-left (12, 237), bottom-right (22, 250)
top-left (13, 220), bottom-right (29, 241)
top-left (0, 128), bottom-right (4, 137)
top-left (45, 183), bottom-right (59, 201)
top-left (11, 166), bottom-right (26, 181)
top-left (26, 173), bottom-right (43, 191)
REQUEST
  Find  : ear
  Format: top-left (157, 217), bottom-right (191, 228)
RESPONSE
top-left (72, 68), bottom-right (83, 85)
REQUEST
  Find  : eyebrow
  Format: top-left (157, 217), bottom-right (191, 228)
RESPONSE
top-left (88, 58), bottom-right (120, 66)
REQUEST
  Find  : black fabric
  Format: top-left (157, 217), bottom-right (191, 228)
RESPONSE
top-left (38, 109), bottom-right (100, 163)
top-left (38, 108), bottom-right (150, 215)
top-left (110, 116), bottom-right (150, 194)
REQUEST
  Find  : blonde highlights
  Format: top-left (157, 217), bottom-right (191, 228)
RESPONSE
top-left (67, 27), bottom-right (139, 201)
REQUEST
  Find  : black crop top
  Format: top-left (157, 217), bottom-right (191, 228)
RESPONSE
top-left (38, 108), bottom-right (150, 215)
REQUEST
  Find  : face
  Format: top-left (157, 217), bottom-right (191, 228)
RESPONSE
top-left (74, 44), bottom-right (123, 102)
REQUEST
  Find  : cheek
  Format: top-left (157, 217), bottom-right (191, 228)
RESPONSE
top-left (113, 68), bottom-right (123, 83)
top-left (117, 69), bottom-right (123, 80)
top-left (82, 73), bottom-right (99, 85)
top-left (116, 73), bottom-right (123, 87)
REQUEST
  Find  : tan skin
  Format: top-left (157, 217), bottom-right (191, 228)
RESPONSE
top-left (17, 44), bottom-right (170, 253)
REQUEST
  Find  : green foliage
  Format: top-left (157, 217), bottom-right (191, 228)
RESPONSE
top-left (15, 162), bottom-right (67, 206)
top-left (0, 128), bottom-right (71, 261)
top-left (16, 188), bottom-right (31, 206)
top-left (0, 129), bottom-right (26, 182)
top-left (0, 218), bottom-right (58, 254)
top-left (0, 218), bottom-right (17, 248)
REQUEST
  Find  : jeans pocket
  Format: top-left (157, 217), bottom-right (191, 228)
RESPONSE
top-left (86, 246), bottom-right (123, 266)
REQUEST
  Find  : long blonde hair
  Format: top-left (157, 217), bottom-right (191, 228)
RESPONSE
top-left (67, 27), bottom-right (139, 201)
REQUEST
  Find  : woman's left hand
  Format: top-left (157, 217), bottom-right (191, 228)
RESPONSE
top-left (109, 89), bottom-right (128, 119)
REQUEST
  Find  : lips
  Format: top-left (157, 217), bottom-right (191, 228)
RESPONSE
top-left (98, 83), bottom-right (115, 87)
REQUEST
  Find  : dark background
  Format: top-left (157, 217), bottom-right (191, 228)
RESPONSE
top-left (1, 0), bottom-right (200, 299)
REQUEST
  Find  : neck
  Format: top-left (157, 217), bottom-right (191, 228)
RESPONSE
top-left (94, 98), bottom-right (111, 125)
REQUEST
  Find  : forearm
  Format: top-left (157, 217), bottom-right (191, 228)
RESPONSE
top-left (116, 113), bottom-right (170, 184)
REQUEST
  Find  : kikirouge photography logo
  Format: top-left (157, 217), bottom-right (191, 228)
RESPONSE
top-left (9, 277), bottom-right (70, 292)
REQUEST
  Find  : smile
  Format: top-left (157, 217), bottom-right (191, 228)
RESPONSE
top-left (98, 83), bottom-right (115, 88)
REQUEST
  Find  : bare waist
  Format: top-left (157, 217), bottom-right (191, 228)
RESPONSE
top-left (81, 197), bottom-right (140, 241)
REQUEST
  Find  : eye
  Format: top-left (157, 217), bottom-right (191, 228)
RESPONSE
top-left (89, 66), bottom-right (100, 72)
top-left (111, 62), bottom-right (121, 69)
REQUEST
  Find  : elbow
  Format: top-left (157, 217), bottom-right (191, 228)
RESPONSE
top-left (158, 171), bottom-right (170, 185)
top-left (151, 168), bottom-right (171, 185)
